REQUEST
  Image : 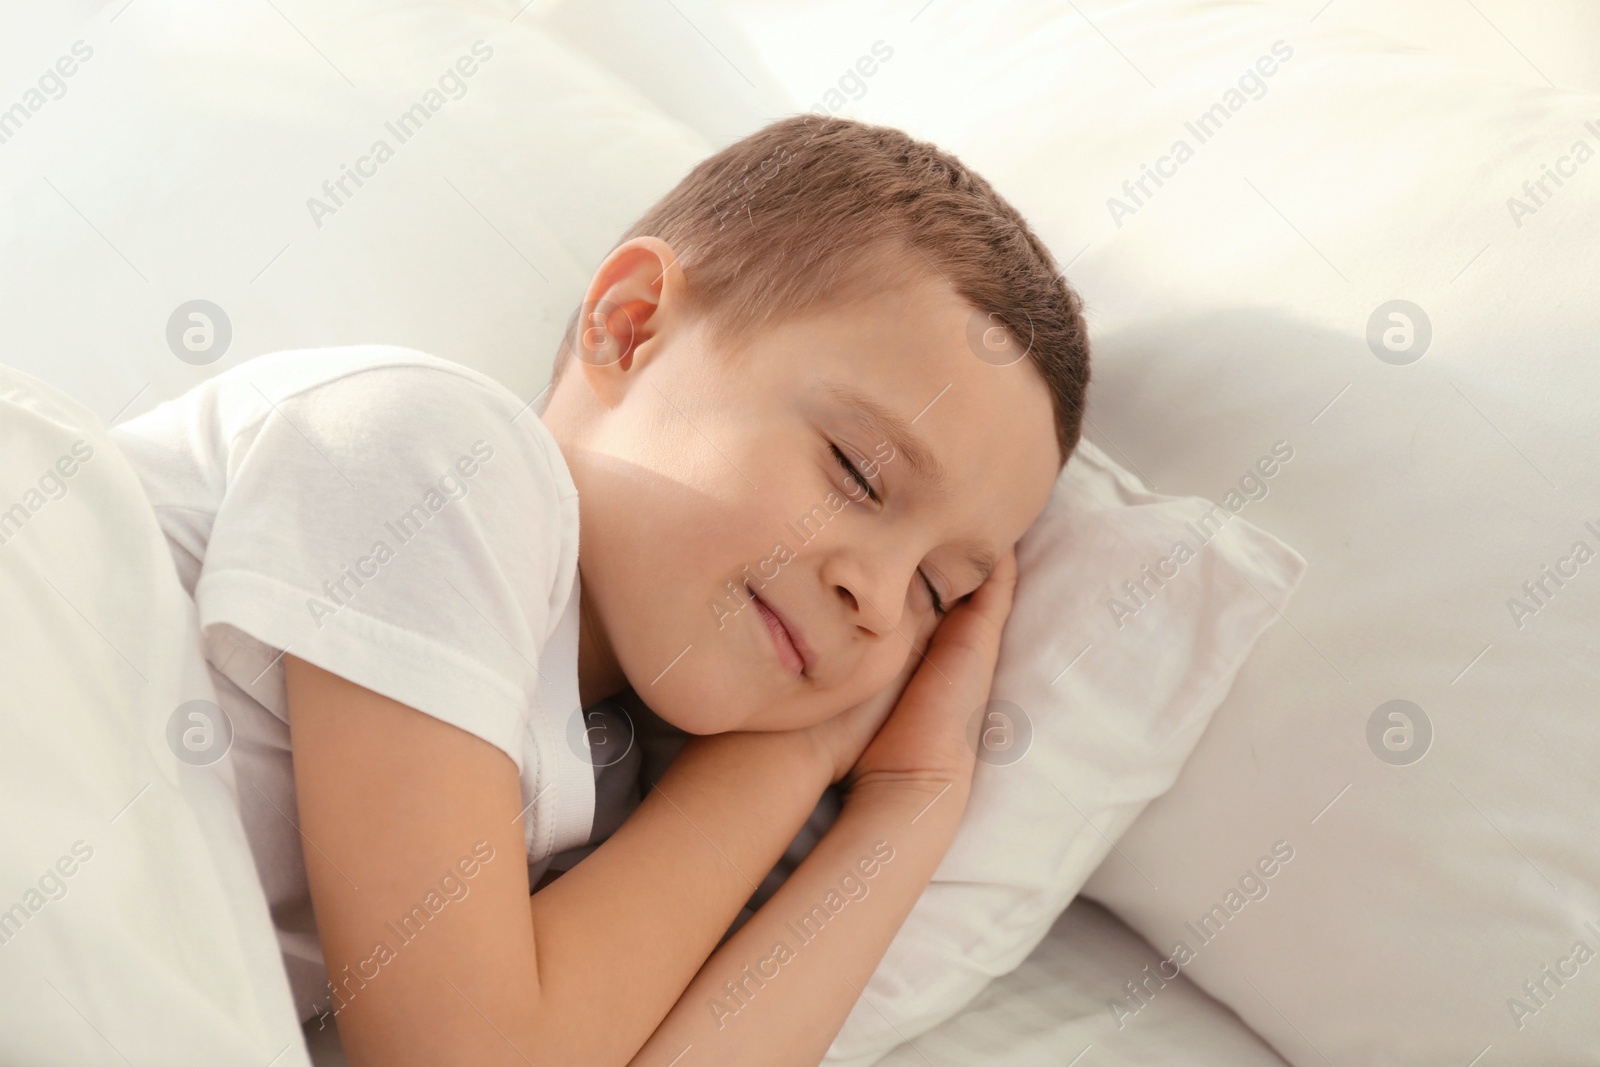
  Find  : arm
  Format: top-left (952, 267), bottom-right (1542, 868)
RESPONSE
top-left (627, 776), bottom-right (968, 1066)
top-left (630, 547), bottom-right (1018, 1065)
top-left (285, 654), bottom-right (832, 1067)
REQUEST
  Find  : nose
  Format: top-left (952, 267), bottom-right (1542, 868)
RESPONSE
top-left (823, 545), bottom-right (917, 641)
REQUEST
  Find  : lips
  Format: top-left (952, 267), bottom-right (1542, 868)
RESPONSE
top-left (747, 583), bottom-right (811, 677)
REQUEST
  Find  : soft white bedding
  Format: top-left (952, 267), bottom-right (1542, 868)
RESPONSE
top-left (0, 364), bottom-right (311, 1066)
top-left (304, 898), bottom-right (1288, 1066)
top-left (28, 0), bottom-right (1576, 1063)
top-left (3, 4), bottom-right (1311, 1063)
top-left (869, 899), bottom-right (1290, 1067)
top-left (721, 1), bottom-right (1600, 1063)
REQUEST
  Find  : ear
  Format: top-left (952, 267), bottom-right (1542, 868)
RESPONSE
top-left (573, 236), bottom-right (687, 407)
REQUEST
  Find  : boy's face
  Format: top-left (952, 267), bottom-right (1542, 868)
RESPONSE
top-left (544, 238), bottom-right (1061, 735)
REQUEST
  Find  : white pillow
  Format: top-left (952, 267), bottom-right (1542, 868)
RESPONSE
top-left (0, 0), bottom-right (710, 418)
top-left (4, 3), bottom-right (1309, 1063)
top-left (1304, 0), bottom-right (1600, 94)
top-left (0, 364), bottom-right (311, 1065)
top-left (817, 438), bottom-right (1306, 1065)
top-left (538, 0), bottom-right (796, 150)
top-left (530, 6), bottom-right (1307, 1061)
top-left (874, 898), bottom-right (1293, 1067)
top-left (745, 1), bottom-right (1600, 1063)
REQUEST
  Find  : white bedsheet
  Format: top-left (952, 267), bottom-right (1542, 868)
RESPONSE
top-left (868, 899), bottom-right (1289, 1067)
top-left (303, 898), bottom-right (1287, 1066)
top-left (0, 363), bottom-right (310, 1066)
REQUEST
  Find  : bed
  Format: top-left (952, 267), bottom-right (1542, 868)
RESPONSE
top-left (4, 1), bottom-right (1597, 1064)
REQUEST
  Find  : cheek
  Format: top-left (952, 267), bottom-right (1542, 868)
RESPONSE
top-left (600, 460), bottom-right (818, 652)
top-left (891, 589), bottom-right (940, 653)
top-left (606, 442), bottom-right (779, 584)
top-left (860, 634), bottom-right (922, 702)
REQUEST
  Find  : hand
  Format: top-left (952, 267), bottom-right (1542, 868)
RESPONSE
top-left (803, 635), bottom-right (923, 787)
top-left (843, 546), bottom-right (1018, 795)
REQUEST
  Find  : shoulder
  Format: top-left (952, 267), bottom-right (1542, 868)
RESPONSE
top-left (214, 345), bottom-right (573, 502)
top-left (232, 345), bottom-right (528, 435)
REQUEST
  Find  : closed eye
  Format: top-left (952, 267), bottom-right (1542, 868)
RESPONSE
top-left (830, 442), bottom-right (947, 618)
top-left (830, 442), bottom-right (879, 505)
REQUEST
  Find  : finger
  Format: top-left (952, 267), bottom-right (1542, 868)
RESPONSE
top-left (965, 545), bottom-right (1018, 622)
top-left (886, 546), bottom-right (1016, 712)
top-left (858, 646), bottom-right (922, 735)
top-left (841, 643), bottom-right (922, 734)
top-left (925, 545), bottom-right (1019, 659)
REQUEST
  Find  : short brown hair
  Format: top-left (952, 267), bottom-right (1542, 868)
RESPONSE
top-left (550, 114), bottom-right (1090, 465)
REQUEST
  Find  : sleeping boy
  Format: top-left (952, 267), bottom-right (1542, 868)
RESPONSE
top-left (108, 113), bottom-right (1090, 1066)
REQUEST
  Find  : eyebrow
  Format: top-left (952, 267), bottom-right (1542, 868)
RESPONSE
top-left (819, 379), bottom-right (998, 586)
top-left (949, 537), bottom-right (999, 588)
top-left (820, 379), bottom-right (943, 487)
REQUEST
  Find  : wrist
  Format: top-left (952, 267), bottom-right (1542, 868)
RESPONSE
top-left (842, 770), bottom-right (972, 822)
top-left (799, 729), bottom-right (841, 795)
top-left (802, 728), bottom-right (847, 791)
top-left (682, 728), bottom-right (833, 799)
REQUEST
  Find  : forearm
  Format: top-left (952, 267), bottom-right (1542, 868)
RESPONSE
top-left (527, 729), bottom-right (832, 1065)
top-left (629, 777), bottom-right (970, 1067)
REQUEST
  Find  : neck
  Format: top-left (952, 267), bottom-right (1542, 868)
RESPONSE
top-left (576, 587), bottom-right (626, 708)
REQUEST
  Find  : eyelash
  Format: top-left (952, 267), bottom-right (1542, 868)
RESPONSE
top-left (830, 443), bottom-right (948, 618)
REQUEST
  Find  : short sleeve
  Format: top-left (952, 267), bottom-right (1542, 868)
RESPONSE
top-left (194, 361), bottom-right (579, 776)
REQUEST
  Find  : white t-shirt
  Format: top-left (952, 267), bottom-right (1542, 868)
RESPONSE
top-left (109, 345), bottom-right (598, 1020)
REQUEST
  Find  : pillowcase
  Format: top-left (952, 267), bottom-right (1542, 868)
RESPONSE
top-left (869, 898), bottom-right (1294, 1067)
top-left (538, 0), bottom-right (796, 150)
top-left (601, 435), bottom-right (1306, 1067)
top-left (0, 0), bottom-right (710, 420)
top-left (819, 439), bottom-right (1306, 1065)
top-left (1307, 0), bottom-right (1600, 94)
top-left (752, 1), bottom-right (1600, 1063)
top-left (0, 363), bottom-right (311, 1065)
top-left (4, 3), bottom-right (1309, 1063)
top-left (537, 6), bottom-right (1308, 1061)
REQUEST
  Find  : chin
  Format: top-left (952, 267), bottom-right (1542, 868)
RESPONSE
top-left (655, 705), bottom-right (724, 736)
top-left (627, 674), bottom-right (738, 736)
